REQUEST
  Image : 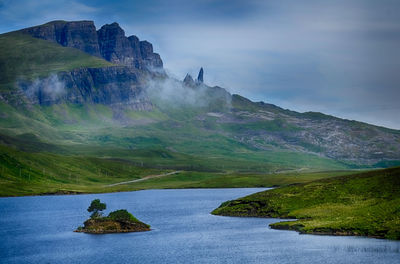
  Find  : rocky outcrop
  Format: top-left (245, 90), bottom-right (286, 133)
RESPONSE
top-left (20, 20), bottom-right (101, 57)
top-left (197, 67), bottom-right (204, 83)
top-left (139, 40), bottom-right (163, 69)
top-left (97, 22), bottom-right (163, 69)
top-left (183, 74), bottom-right (195, 87)
top-left (18, 66), bottom-right (153, 110)
top-left (17, 20), bottom-right (165, 110)
top-left (183, 68), bottom-right (205, 87)
top-left (20, 20), bottom-right (163, 70)
top-left (97, 22), bottom-right (135, 64)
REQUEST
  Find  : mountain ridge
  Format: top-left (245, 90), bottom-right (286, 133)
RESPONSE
top-left (0, 20), bottom-right (399, 170)
top-left (19, 20), bottom-right (163, 70)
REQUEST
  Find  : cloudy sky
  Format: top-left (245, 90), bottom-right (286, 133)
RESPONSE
top-left (1, 0), bottom-right (400, 129)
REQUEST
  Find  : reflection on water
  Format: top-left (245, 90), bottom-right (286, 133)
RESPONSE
top-left (0, 188), bottom-right (399, 264)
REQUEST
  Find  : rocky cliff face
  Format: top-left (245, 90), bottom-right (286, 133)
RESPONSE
top-left (20, 20), bottom-right (163, 70)
top-left (20, 20), bottom-right (101, 57)
top-left (17, 20), bottom-right (164, 110)
top-left (97, 22), bottom-right (162, 69)
top-left (18, 66), bottom-right (152, 110)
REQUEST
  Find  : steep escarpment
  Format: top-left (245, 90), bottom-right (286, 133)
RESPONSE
top-left (20, 20), bottom-right (100, 56)
top-left (5, 20), bottom-right (164, 109)
top-left (18, 66), bottom-right (152, 110)
top-left (97, 22), bottom-right (162, 69)
top-left (20, 20), bottom-right (163, 70)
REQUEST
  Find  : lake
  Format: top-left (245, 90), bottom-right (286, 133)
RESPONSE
top-left (0, 188), bottom-right (399, 263)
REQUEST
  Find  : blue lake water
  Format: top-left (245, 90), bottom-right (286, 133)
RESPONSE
top-left (0, 188), bottom-right (399, 264)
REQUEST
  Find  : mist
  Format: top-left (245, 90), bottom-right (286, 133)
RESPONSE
top-left (19, 74), bottom-right (66, 104)
top-left (145, 72), bottom-right (231, 111)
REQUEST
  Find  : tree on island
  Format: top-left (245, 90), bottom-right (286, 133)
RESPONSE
top-left (87, 199), bottom-right (106, 218)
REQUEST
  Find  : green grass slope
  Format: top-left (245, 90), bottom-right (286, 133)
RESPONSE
top-left (0, 138), bottom-right (356, 197)
top-left (212, 167), bottom-right (400, 240)
top-left (0, 144), bottom-right (165, 196)
top-left (102, 170), bottom-right (354, 192)
top-left (0, 31), bottom-right (112, 84)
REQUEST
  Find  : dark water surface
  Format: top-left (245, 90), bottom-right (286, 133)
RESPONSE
top-left (0, 188), bottom-right (399, 264)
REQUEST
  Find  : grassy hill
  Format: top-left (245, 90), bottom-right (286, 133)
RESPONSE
top-left (212, 167), bottom-right (400, 240)
top-left (0, 141), bottom-right (350, 196)
top-left (0, 31), bottom-right (112, 84)
top-left (0, 143), bottom-right (165, 196)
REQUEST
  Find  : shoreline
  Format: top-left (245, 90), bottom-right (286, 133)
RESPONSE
top-left (270, 222), bottom-right (389, 240)
top-left (0, 186), bottom-right (271, 198)
top-left (214, 213), bottom-right (393, 240)
top-left (74, 227), bottom-right (151, 234)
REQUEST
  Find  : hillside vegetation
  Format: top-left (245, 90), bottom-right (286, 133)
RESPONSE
top-left (0, 141), bottom-right (356, 196)
top-left (0, 144), bottom-right (164, 196)
top-left (212, 167), bottom-right (400, 240)
top-left (0, 31), bottom-right (112, 84)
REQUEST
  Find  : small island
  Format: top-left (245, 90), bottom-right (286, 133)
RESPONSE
top-left (75, 199), bottom-right (150, 234)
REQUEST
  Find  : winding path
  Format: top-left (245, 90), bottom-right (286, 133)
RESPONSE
top-left (105, 171), bottom-right (182, 187)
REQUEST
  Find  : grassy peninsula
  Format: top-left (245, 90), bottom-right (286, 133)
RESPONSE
top-left (212, 167), bottom-right (400, 240)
